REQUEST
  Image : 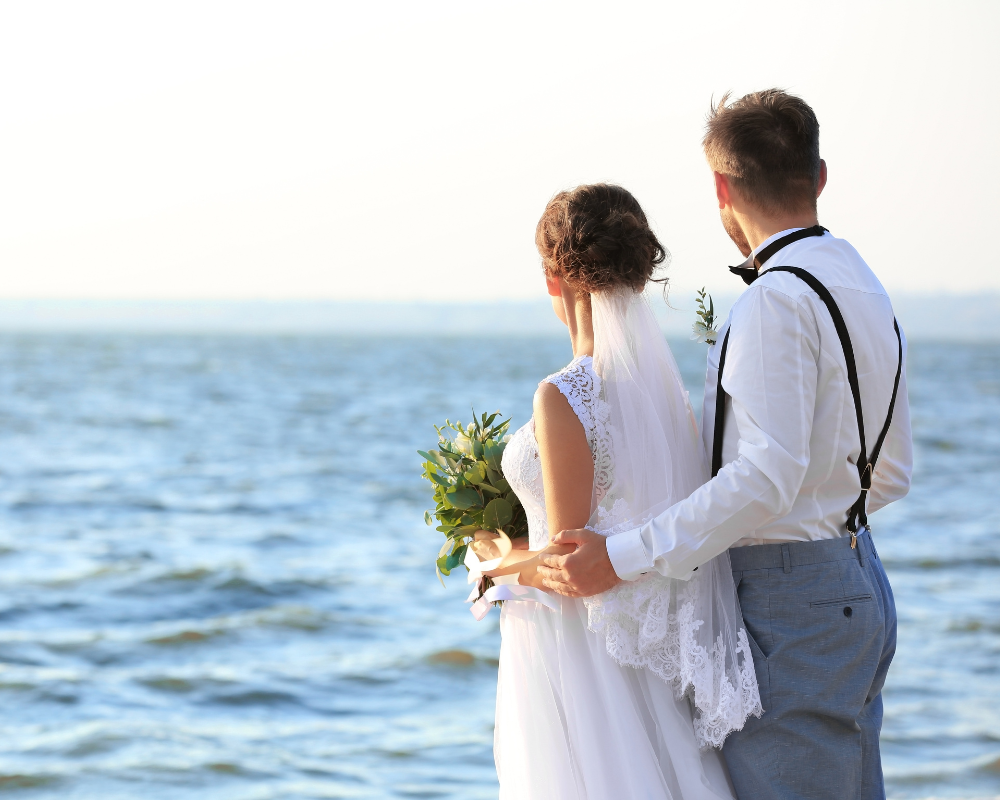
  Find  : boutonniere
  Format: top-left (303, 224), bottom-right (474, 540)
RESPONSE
top-left (691, 287), bottom-right (718, 345)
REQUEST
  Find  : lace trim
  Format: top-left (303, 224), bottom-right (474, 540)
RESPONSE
top-left (543, 357), bottom-right (613, 498)
top-left (584, 573), bottom-right (764, 749)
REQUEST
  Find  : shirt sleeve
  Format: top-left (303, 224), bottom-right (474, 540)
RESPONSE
top-left (606, 285), bottom-right (819, 581)
top-left (867, 328), bottom-right (912, 514)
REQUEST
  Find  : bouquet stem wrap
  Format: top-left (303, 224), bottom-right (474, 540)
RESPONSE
top-left (462, 530), bottom-right (559, 620)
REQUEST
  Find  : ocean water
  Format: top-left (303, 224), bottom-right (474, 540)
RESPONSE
top-left (0, 333), bottom-right (996, 799)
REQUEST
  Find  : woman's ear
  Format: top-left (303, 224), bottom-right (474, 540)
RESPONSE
top-left (545, 274), bottom-right (562, 297)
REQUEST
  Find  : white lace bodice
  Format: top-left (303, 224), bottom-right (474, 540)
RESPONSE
top-left (501, 355), bottom-right (609, 551)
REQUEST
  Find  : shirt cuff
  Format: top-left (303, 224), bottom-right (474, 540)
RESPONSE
top-left (605, 528), bottom-right (650, 581)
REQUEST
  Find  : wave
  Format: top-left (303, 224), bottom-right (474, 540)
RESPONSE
top-left (882, 556), bottom-right (1000, 570)
top-left (0, 773), bottom-right (60, 790)
top-left (883, 748), bottom-right (1000, 783)
top-left (425, 649), bottom-right (498, 668)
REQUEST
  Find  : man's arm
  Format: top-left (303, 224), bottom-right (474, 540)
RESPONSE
top-left (589, 285), bottom-right (822, 586)
top-left (867, 329), bottom-right (912, 514)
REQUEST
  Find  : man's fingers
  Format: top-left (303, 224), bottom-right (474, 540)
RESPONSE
top-left (537, 565), bottom-right (575, 593)
top-left (550, 528), bottom-right (586, 546)
top-left (541, 578), bottom-right (579, 596)
top-left (539, 553), bottom-right (567, 569)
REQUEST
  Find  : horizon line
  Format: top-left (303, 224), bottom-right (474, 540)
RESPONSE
top-left (0, 289), bottom-right (996, 303)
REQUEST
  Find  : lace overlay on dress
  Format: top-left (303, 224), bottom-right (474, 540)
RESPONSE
top-left (500, 354), bottom-right (762, 749)
top-left (583, 573), bottom-right (762, 749)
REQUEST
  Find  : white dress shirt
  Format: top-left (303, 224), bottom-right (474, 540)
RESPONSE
top-left (606, 229), bottom-right (913, 582)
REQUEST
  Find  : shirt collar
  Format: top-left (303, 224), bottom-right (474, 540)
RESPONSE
top-left (729, 225), bottom-right (829, 286)
top-left (753, 227), bottom-right (806, 274)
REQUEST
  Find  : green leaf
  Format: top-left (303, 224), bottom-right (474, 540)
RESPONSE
top-left (493, 477), bottom-right (510, 493)
top-left (446, 487), bottom-right (481, 510)
top-left (417, 449), bottom-right (446, 467)
top-left (479, 482), bottom-right (501, 496)
top-left (484, 441), bottom-right (507, 473)
top-left (428, 471), bottom-right (451, 487)
top-left (436, 554), bottom-right (452, 576)
top-left (445, 544), bottom-right (467, 570)
top-left (423, 510), bottom-right (433, 526)
top-left (483, 497), bottom-right (513, 531)
top-left (463, 462), bottom-right (487, 485)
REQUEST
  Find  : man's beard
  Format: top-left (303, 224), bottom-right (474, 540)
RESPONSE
top-left (720, 207), bottom-right (752, 258)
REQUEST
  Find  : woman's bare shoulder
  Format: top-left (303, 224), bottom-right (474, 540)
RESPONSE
top-left (533, 380), bottom-right (569, 415)
top-left (533, 381), bottom-right (585, 440)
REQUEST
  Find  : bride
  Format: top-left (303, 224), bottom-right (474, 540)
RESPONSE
top-left (477, 184), bottom-right (762, 799)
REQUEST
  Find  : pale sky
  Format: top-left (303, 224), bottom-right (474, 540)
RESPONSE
top-left (1, 0), bottom-right (997, 301)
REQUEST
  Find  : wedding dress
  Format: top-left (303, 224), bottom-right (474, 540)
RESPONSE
top-left (494, 290), bottom-right (761, 800)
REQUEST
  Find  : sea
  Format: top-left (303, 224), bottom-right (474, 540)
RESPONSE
top-left (0, 332), bottom-right (997, 799)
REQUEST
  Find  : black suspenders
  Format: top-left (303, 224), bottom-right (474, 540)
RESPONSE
top-left (711, 267), bottom-right (904, 546)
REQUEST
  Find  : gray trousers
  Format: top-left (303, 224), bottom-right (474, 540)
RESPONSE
top-left (722, 530), bottom-right (896, 800)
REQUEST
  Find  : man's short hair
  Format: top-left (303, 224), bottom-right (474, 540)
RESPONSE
top-left (703, 89), bottom-right (821, 215)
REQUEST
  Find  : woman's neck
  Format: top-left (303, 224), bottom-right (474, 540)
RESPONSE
top-left (561, 286), bottom-right (594, 358)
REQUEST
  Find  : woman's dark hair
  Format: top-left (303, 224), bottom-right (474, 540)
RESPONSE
top-left (535, 184), bottom-right (668, 293)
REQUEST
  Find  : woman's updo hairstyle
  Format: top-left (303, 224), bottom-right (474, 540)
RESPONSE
top-left (535, 184), bottom-right (668, 293)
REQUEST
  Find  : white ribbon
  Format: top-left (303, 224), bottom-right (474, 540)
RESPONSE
top-left (471, 582), bottom-right (561, 620)
top-left (463, 535), bottom-right (560, 620)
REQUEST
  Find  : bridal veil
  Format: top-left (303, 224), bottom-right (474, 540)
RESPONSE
top-left (583, 288), bottom-right (762, 748)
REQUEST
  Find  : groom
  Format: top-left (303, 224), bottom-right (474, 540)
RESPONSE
top-left (539, 89), bottom-right (912, 800)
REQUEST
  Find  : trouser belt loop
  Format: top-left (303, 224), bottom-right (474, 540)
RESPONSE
top-left (781, 544), bottom-right (792, 574)
top-left (857, 530), bottom-right (869, 568)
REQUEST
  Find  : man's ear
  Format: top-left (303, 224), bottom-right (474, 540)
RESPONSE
top-left (545, 274), bottom-right (562, 297)
top-left (714, 171), bottom-right (732, 210)
top-left (816, 159), bottom-right (828, 198)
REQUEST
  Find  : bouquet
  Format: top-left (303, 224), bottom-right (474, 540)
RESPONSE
top-left (419, 411), bottom-right (528, 602)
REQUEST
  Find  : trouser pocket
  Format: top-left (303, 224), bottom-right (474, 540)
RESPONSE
top-left (810, 593), bottom-right (873, 608)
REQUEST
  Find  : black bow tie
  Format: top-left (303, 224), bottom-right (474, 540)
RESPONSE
top-left (729, 225), bottom-right (828, 285)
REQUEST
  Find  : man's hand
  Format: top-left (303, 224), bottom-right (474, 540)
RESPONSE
top-left (537, 528), bottom-right (621, 598)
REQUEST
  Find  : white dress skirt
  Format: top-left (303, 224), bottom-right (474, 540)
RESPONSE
top-left (495, 356), bottom-right (736, 800)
